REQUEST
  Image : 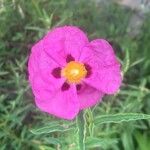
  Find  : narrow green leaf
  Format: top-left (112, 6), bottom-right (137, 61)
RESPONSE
top-left (134, 132), bottom-right (150, 150)
top-left (31, 122), bottom-right (74, 135)
top-left (86, 137), bottom-right (118, 149)
top-left (130, 58), bottom-right (145, 68)
top-left (94, 113), bottom-right (150, 125)
top-left (43, 137), bottom-right (62, 145)
top-left (123, 48), bottom-right (130, 74)
top-left (0, 71), bottom-right (8, 76)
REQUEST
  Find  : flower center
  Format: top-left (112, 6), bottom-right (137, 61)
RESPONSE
top-left (61, 61), bottom-right (87, 83)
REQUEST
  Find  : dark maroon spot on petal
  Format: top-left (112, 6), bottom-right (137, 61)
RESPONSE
top-left (61, 82), bottom-right (70, 91)
top-left (66, 54), bottom-right (75, 63)
top-left (76, 84), bottom-right (82, 91)
top-left (51, 67), bottom-right (61, 78)
top-left (84, 63), bottom-right (92, 78)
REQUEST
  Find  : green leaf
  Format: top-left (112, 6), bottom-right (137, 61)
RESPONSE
top-left (86, 137), bottom-right (118, 149)
top-left (94, 113), bottom-right (150, 125)
top-left (122, 48), bottom-right (130, 74)
top-left (134, 132), bottom-right (150, 150)
top-left (31, 122), bottom-right (74, 135)
top-left (121, 127), bottom-right (135, 150)
top-left (43, 137), bottom-right (62, 145)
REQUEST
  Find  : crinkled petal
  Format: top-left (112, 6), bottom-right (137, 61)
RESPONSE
top-left (32, 75), bottom-right (57, 100)
top-left (80, 39), bottom-right (122, 94)
top-left (35, 84), bottom-right (79, 120)
top-left (43, 26), bottom-right (89, 65)
top-left (28, 39), bottom-right (64, 91)
top-left (28, 40), bottom-right (41, 84)
top-left (78, 83), bottom-right (104, 109)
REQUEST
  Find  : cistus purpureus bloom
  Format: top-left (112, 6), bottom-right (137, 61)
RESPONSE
top-left (28, 26), bottom-right (122, 120)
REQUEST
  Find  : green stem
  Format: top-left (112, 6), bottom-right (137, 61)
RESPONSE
top-left (76, 111), bottom-right (86, 150)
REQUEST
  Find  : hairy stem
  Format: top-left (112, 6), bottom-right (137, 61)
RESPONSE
top-left (76, 111), bottom-right (86, 150)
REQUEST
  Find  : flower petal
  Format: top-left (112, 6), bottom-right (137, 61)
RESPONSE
top-left (80, 39), bottom-right (122, 94)
top-left (32, 75), bottom-right (58, 100)
top-left (28, 40), bottom-right (41, 84)
top-left (34, 84), bottom-right (79, 120)
top-left (43, 26), bottom-right (89, 65)
top-left (28, 40), bottom-right (64, 91)
top-left (77, 83), bottom-right (104, 109)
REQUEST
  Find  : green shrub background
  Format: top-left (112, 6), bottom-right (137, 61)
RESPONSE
top-left (0, 0), bottom-right (150, 149)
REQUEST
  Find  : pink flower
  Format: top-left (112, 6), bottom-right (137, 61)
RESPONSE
top-left (28, 26), bottom-right (122, 120)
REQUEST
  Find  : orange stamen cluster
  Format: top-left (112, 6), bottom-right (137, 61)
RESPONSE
top-left (61, 61), bottom-right (87, 83)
